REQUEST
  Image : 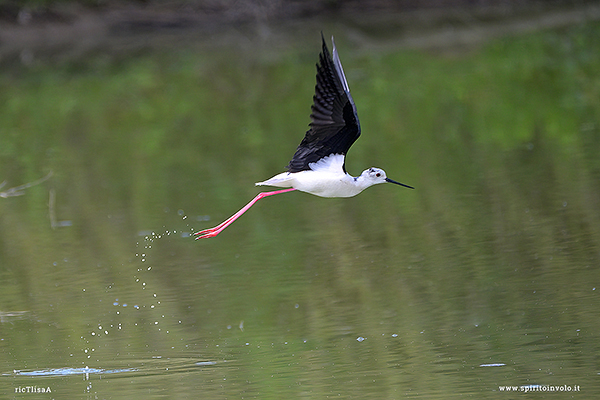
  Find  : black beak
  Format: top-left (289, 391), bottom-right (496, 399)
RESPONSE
top-left (385, 178), bottom-right (414, 189)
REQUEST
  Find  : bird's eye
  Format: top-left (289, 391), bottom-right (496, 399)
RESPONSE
top-left (375, 173), bottom-right (381, 177)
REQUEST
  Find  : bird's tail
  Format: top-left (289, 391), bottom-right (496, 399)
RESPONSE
top-left (255, 172), bottom-right (294, 188)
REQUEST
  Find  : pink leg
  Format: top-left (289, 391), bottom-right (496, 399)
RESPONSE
top-left (194, 188), bottom-right (297, 239)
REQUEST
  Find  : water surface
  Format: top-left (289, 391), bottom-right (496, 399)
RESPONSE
top-left (1, 20), bottom-right (599, 399)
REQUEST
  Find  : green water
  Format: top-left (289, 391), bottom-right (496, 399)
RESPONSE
top-left (1, 22), bottom-right (599, 399)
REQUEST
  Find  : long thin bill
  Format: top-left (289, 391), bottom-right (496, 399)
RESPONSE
top-left (385, 178), bottom-right (414, 189)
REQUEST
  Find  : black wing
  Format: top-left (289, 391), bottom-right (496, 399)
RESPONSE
top-left (286, 34), bottom-right (361, 173)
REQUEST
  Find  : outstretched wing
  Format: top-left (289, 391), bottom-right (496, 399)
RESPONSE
top-left (286, 34), bottom-right (361, 173)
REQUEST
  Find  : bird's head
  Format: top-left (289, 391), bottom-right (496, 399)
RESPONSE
top-left (361, 167), bottom-right (388, 184)
top-left (360, 167), bottom-right (414, 189)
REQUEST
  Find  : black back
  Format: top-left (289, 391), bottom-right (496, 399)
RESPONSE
top-left (286, 34), bottom-right (361, 173)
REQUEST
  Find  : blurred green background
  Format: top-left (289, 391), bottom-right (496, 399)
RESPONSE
top-left (1, 2), bottom-right (599, 398)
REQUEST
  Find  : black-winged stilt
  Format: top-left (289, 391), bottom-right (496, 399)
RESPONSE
top-left (195, 34), bottom-right (413, 239)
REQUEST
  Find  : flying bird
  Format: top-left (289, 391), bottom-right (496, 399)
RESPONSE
top-left (195, 34), bottom-right (413, 239)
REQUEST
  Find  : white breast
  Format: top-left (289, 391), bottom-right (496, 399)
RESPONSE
top-left (289, 170), bottom-right (363, 197)
top-left (255, 154), bottom-right (367, 198)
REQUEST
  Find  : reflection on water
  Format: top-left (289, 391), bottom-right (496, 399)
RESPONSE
top-left (1, 19), bottom-right (600, 399)
top-left (13, 366), bottom-right (137, 376)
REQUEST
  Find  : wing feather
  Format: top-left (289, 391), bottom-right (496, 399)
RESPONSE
top-left (286, 34), bottom-right (361, 173)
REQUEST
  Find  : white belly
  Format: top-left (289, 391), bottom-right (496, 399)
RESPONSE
top-left (256, 170), bottom-right (364, 198)
top-left (294, 171), bottom-right (364, 197)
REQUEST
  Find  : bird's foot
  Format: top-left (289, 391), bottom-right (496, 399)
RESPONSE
top-left (194, 227), bottom-right (221, 239)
